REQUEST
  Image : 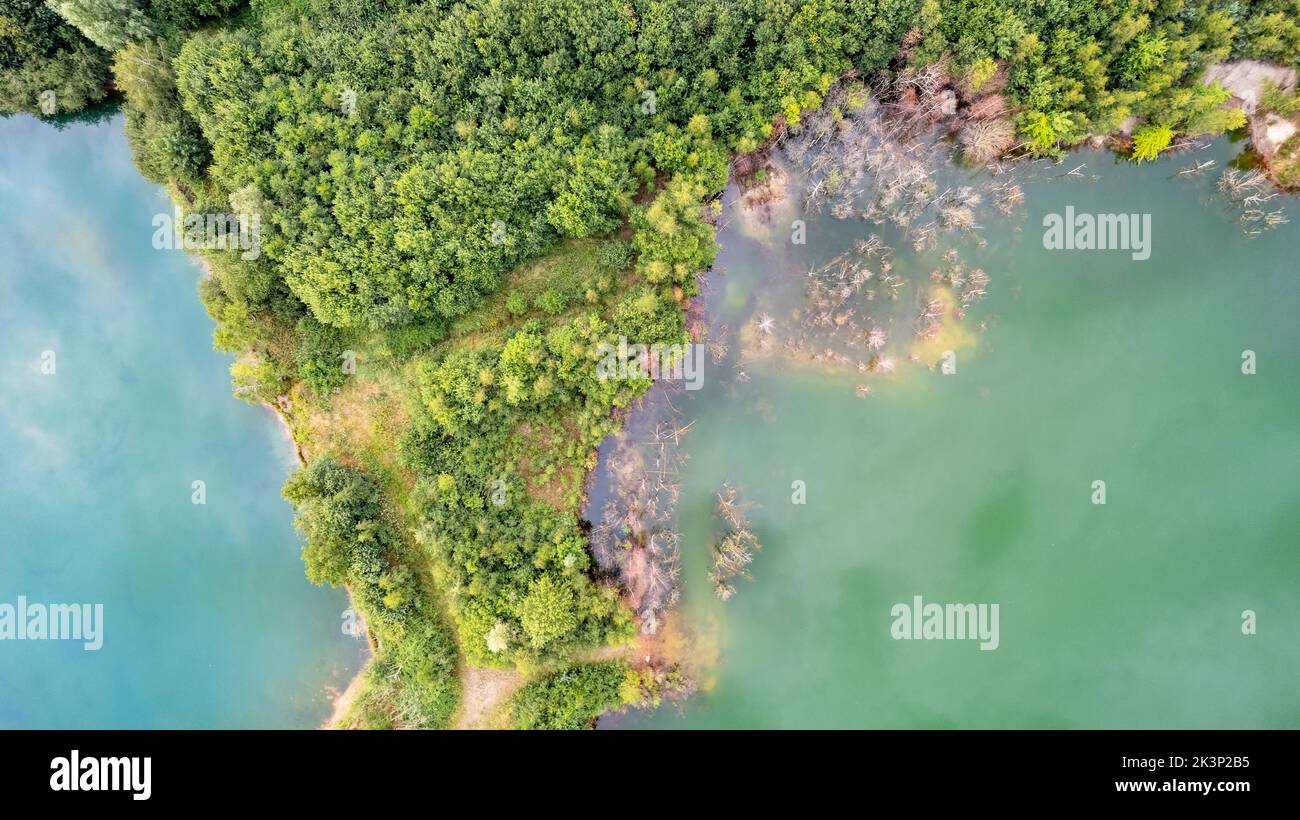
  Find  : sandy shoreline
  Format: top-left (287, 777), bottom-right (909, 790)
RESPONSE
top-left (322, 664), bottom-right (366, 729)
top-left (319, 589), bottom-right (374, 729)
top-left (261, 397), bottom-right (374, 729)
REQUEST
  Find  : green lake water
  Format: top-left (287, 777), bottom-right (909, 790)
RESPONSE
top-left (0, 115), bottom-right (364, 728)
top-left (611, 137), bottom-right (1300, 729)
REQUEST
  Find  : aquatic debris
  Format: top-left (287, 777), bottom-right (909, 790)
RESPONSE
top-left (735, 78), bottom-right (1009, 385)
top-left (961, 269), bottom-right (990, 305)
top-left (915, 297), bottom-right (945, 339)
top-left (958, 117), bottom-right (1016, 164)
top-left (940, 205), bottom-right (975, 230)
top-left (1217, 169), bottom-right (1288, 234)
top-left (708, 483), bottom-right (762, 601)
top-left (706, 325), bottom-right (730, 364)
top-left (990, 180), bottom-right (1024, 215)
top-left (590, 384), bottom-right (695, 630)
top-left (1179, 159), bottom-right (1216, 176)
top-left (856, 235), bottom-right (885, 257)
top-left (1219, 168), bottom-right (1271, 197)
top-left (734, 149), bottom-right (789, 222)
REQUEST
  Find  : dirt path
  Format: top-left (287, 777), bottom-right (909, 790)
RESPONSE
top-left (454, 666), bottom-right (526, 729)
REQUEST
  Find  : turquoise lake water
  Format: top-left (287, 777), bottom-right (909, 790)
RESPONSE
top-left (0, 115), bottom-right (364, 728)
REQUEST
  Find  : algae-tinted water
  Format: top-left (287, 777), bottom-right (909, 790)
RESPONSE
top-left (611, 139), bottom-right (1299, 728)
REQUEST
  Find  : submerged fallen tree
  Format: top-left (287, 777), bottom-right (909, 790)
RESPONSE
top-left (709, 483), bottom-right (762, 601)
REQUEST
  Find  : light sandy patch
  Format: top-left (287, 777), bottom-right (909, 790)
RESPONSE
top-left (455, 666), bottom-right (525, 729)
top-left (322, 671), bottom-right (366, 729)
top-left (1261, 114), bottom-right (1298, 154)
top-left (1204, 60), bottom-right (1297, 114)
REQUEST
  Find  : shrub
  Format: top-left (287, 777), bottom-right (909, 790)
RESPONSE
top-left (509, 660), bottom-right (629, 729)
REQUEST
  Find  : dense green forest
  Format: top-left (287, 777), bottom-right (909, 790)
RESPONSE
top-left (5, 0), bottom-right (1296, 727)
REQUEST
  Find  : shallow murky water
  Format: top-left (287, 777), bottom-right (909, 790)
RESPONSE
top-left (604, 126), bottom-right (1300, 728)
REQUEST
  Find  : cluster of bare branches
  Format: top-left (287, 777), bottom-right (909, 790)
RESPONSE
top-left (590, 384), bottom-right (697, 631)
top-left (781, 74), bottom-right (1024, 258)
top-left (915, 294), bottom-right (945, 339)
top-left (708, 483), bottom-right (762, 601)
top-left (988, 179), bottom-right (1024, 215)
top-left (733, 78), bottom-right (1016, 390)
top-left (704, 323), bottom-right (729, 363)
top-left (782, 79), bottom-right (954, 231)
top-left (927, 249), bottom-right (990, 310)
top-left (766, 240), bottom-right (897, 371)
top-left (958, 117), bottom-right (1017, 164)
top-left (885, 63), bottom-right (958, 129)
top-left (762, 231), bottom-right (990, 378)
top-left (1217, 169), bottom-right (1288, 234)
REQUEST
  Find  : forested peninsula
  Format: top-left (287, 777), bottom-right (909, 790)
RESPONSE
top-left (4, 0), bottom-right (1297, 728)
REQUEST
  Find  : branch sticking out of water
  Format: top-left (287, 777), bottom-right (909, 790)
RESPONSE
top-left (710, 484), bottom-right (762, 600)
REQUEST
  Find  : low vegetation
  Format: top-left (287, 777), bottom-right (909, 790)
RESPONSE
top-left (507, 659), bottom-right (681, 729)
